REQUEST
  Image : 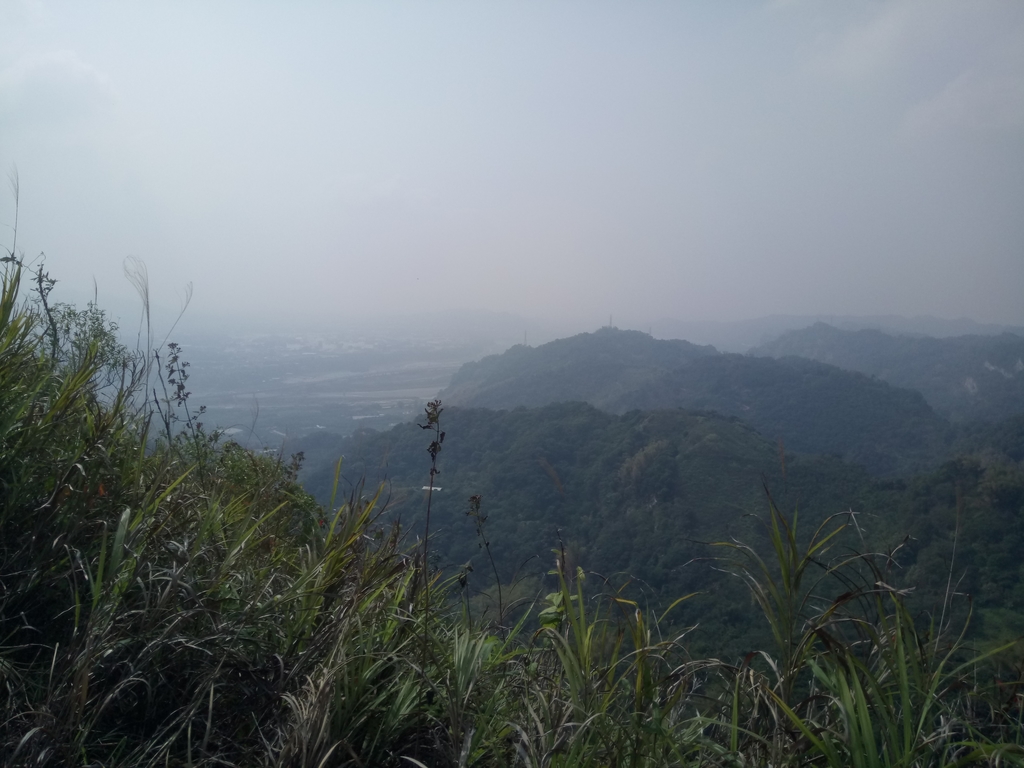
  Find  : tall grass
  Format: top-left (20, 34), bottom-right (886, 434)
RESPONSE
top-left (1, 258), bottom-right (1021, 766)
top-left (0, 262), bottom-right (440, 765)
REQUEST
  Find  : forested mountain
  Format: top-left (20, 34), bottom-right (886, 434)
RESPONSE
top-left (752, 323), bottom-right (1024, 422)
top-left (897, 453), bottom-right (1024, 645)
top-left (293, 403), bottom-right (1024, 654)
top-left (610, 355), bottom-right (950, 476)
top-left (650, 314), bottom-right (1024, 353)
top-left (441, 328), bottom-right (952, 475)
top-left (955, 414), bottom-right (1024, 461)
top-left (441, 327), bottom-right (716, 410)
top-left (303, 326), bottom-right (1024, 652)
top-left (295, 403), bottom-right (891, 653)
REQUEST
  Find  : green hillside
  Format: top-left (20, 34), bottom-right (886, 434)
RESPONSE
top-left (296, 401), bottom-right (1024, 653)
top-left (296, 404), bottom-right (900, 651)
top-left (955, 414), bottom-right (1024, 461)
top-left (442, 328), bottom-right (953, 476)
top-left (611, 354), bottom-right (951, 476)
top-left (753, 323), bottom-right (1024, 422)
top-left (441, 327), bottom-right (716, 409)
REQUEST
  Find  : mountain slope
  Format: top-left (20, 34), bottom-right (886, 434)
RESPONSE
top-left (610, 354), bottom-right (950, 476)
top-left (441, 328), bottom-right (952, 475)
top-left (294, 402), bottom-right (1024, 654)
top-left (294, 403), bottom-right (894, 652)
top-left (441, 327), bottom-right (716, 410)
top-left (752, 323), bottom-right (1024, 422)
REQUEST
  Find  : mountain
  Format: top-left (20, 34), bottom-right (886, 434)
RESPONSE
top-left (441, 328), bottom-right (951, 475)
top-left (292, 403), bottom-right (1024, 654)
top-left (441, 328), bottom-right (717, 410)
top-left (650, 315), bottom-right (1024, 353)
top-left (293, 403), bottom-right (894, 653)
top-left (752, 323), bottom-right (1024, 422)
top-left (955, 414), bottom-right (1024, 462)
top-left (609, 355), bottom-right (950, 476)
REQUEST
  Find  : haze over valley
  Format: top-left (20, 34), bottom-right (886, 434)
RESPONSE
top-left (179, 313), bottom-right (1024, 451)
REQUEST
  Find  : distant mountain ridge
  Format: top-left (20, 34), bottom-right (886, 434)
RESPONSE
top-left (752, 323), bottom-right (1024, 422)
top-left (650, 315), bottom-right (1024, 353)
top-left (440, 328), bottom-right (951, 475)
top-left (442, 328), bottom-right (717, 410)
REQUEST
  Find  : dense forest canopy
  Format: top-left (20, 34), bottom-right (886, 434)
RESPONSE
top-left (294, 399), bottom-right (1024, 655)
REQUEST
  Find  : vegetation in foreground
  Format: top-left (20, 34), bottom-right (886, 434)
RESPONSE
top-left (2, 261), bottom-right (1023, 767)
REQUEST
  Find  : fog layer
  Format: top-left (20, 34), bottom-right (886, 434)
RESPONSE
top-left (2, 1), bottom-right (1022, 329)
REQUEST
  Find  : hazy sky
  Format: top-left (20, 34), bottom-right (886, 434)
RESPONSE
top-left (2, 0), bottom-right (1023, 332)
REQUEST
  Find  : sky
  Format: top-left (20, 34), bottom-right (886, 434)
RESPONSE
top-left (2, 0), bottom-right (1023, 335)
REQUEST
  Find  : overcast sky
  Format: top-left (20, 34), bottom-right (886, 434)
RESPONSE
top-left (2, 0), bottom-right (1022, 333)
